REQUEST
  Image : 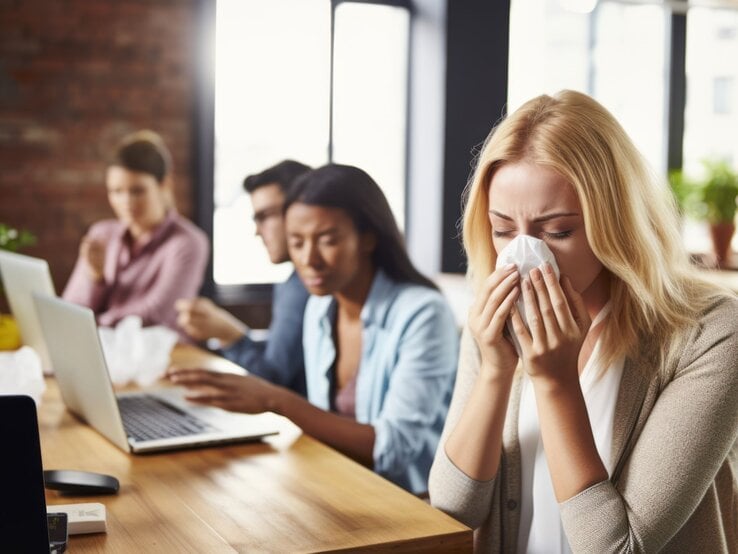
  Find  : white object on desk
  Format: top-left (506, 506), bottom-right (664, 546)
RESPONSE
top-left (0, 346), bottom-right (45, 404)
top-left (97, 316), bottom-right (178, 386)
top-left (47, 502), bottom-right (107, 534)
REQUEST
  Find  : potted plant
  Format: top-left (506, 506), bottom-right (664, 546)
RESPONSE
top-left (669, 160), bottom-right (738, 268)
top-left (0, 223), bottom-right (36, 350)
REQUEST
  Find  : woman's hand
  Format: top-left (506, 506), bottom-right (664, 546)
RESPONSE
top-left (510, 263), bottom-right (590, 386)
top-left (174, 297), bottom-right (247, 344)
top-left (167, 368), bottom-right (284, 414)
top-left (80, 236), bottom-right (105, 283)
top-left (468, 263), bottom-right (521, 377)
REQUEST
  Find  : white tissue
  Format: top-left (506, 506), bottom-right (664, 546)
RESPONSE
top-left (495, 235), bottom-right (560, 353)
top-left (97, 316), bottom-right (178, 387)
top-left (0, 346), bottom-right (46, 404)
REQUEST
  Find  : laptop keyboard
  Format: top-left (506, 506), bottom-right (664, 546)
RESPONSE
top-left (118, 395), bottom-right (218, 442)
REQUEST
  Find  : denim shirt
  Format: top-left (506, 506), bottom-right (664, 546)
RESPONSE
top-left (303, 270), bottom-right (459, 493)
top-left (222, 271), bottom-right (309, 396)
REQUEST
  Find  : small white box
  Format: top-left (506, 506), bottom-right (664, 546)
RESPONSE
top-left (47, 502), bottom-right (107, 534)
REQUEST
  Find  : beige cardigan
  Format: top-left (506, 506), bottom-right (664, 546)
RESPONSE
top-left (429, 295), bottom-right (738, 553)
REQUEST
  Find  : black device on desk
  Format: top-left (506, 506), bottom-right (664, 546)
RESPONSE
top-left (47, 512), bottom-right (68, 553)
top-left (44, 470), bottom-right (119, 495)
top-left (0, 395), bottom-right (67, 552)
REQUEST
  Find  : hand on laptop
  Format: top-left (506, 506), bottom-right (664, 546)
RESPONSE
top-left (80, 236), bottom-right (106, 283)
top-left (167, 368), bottom-right (283, 414)
top-left (175, 298), bottom-right (247, 346)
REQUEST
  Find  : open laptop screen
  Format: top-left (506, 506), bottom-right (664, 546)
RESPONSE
top-left (0, 251), bottom-right (56, 372)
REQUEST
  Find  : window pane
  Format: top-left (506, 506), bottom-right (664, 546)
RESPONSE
top-left (332, 3), bottom-right (409, 229)
top-left (508, 0), bottom-right (666, 173)
top-left (683, 8), bottom-right (738, 253)
top-left (214, 0), bottom-right (330, 285)
top-left (590, 3), bottom-right (665, 172)
top-left (685, 8), bottom-right (738, 172)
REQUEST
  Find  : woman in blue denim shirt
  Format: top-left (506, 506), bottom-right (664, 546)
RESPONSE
top-left (170, 164), bottom-right (458, 493)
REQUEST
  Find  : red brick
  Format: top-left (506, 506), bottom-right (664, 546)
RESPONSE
top-left (0, 0), bottom-right (199, 293)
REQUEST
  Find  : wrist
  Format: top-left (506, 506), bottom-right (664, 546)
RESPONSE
top-left (529, 373), bottom-right (580, 397)
top-left (479, 362), bottom-right (516, 387)
top-left (267, 385), bottom-right (295, 417)
top-left (218, 323), bottom-right (248, 347)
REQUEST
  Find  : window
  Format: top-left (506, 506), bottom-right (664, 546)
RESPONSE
top-left (213, 0), bottom-right (330, 286)
top-left (332, 2), bottom-right (410, 230)
top-left (213, 0), bottom-right (410, 287)
top-left (508, 0), bottom-right (666, 173)
top-left (682, 7), bottom-right (738, 253)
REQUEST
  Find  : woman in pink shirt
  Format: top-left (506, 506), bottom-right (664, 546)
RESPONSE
top-left (63, 131), bottom-right (209, 338)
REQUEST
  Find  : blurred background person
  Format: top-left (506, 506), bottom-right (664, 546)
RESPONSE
top-left (176, 160), bottom-right (311, 396)
top-left (63, 130), bottom-right (208, 338)
top-left (169, 164), bottom-right (458, 494)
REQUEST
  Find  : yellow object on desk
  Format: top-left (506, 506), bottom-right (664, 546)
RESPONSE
top-left (0, 314), bottom-right (21, 350)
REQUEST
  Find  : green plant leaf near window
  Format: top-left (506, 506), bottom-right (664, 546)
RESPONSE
top-left (0, 224), bottom-right (36, 252)
top-left (669, 160), bottom-right (738, 225)
top-left (0, 224), bottom-right (37, 310)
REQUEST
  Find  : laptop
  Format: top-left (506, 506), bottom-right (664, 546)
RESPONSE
top-left (33, 294), bottom-right (280, 454)
top-left (0, 250), bottom-right (56, 372)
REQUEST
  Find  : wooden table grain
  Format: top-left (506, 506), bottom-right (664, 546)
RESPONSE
top-left (38, 345), bottom-right (472, 553)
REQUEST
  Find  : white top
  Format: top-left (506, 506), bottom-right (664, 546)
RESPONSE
top-left (516, 304), bottom-right (624, 554)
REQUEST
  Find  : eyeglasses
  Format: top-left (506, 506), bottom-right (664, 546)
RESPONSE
top-left (252, 205), bottom-right (284, 225)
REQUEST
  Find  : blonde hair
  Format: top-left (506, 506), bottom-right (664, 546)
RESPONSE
top-left (462, 90), bottom-right (727, 371)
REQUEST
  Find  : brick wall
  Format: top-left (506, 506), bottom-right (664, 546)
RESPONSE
top-left (0, 0), bottom-right (199, 297)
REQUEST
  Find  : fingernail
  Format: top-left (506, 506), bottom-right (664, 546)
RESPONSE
top-left (523, 277), bottom-right (532, 290)
top-left (530, 268), bottom-right (542, 281)
top-left (542, 262), bottom-right (553, 275)
top-left (504, 263), bottom-right (516, 272)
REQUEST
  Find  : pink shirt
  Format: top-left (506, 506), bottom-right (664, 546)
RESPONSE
top-left (63, 210), bottom-right (209, 339)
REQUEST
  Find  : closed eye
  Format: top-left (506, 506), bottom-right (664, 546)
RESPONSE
top-left (543, 230), bottom-right (573, 240)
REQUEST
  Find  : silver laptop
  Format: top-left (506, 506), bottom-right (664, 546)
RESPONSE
top-left (0, 251), bottom-right (56, 372)
top-left (33, 294), bottom-right (280, 453)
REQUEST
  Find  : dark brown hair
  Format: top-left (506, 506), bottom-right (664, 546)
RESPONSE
top-left (110, 130), bottom-right (173, 184)
top-left (286, 164), bottom-right (437, 290)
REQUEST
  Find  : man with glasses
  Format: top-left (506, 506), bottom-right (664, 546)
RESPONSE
top-left (176, 160), bottom-right (311, 395)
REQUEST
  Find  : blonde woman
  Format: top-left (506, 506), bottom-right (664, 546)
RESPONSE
top-left (428, 90), bottom-right (738, 552)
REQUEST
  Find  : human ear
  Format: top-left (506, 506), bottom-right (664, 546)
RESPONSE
top-left (360, 232), bottom-right (377, 254)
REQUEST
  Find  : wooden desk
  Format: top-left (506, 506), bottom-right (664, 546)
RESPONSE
top-left (38, 346), bottom-right (472, 553)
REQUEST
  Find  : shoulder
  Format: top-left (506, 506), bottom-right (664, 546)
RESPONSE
top-left (165, 213), bottom-right (209, 252)
top-left (699, 293), bottom-right (738, 330)
top-left (170, 213), bottom-right (208, 242)
top-left (280, 271), bottom-right (309, 299)
top-left (378, 280), bottom-right (455, 331)
top-left (675, 293), bottom-right (738, 377)
top-left (392, 282), bottom-right (450, 312)
top-left (688, 294), bottom-right (738, 346)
